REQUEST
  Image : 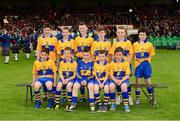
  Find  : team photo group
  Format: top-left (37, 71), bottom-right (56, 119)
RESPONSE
top-left (30, 22), bottom-right (155, 113)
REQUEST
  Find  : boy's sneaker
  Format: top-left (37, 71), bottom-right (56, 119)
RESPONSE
top-left (35, 100), bottom-right (41, 110)
top-left (128, 95), bottom-right (134, 105)
top-left (46, 99), bottom-right (54, 109)
top-left (55, 104), bottom-right (60, 110)
top-left (110, 103), bottom-right (116, 111)
top-left (65, 104), bottom-right (71, 111)
top-left (135, 99), bottom-right (141, 105)
top-left (123, 105), bottom-right (130, 112)
top-left (67, 104), bottom-right (76, 112)
top-left (101, 105), bottom-right (107, 112)
top-left (90, 106), bottom-right (95, 113)
top-left (116, 95), bottom-right (122, 105)
top-left (97, 105), bottom-right (103, 112)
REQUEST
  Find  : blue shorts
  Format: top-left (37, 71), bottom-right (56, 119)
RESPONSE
top-left (36, 77), bottom-right (54, 85)
top-left (58, 79), bottom-right (75, 84)
top-left (109, 79), bottom-right (129, 86)
top-left (75, 78), bottom-right (94, 85)
top-left (94, 79), bottom-right (109, 86)
top-left (135, 61), bottom-right (152, 79)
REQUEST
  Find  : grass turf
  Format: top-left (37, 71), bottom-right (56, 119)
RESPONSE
top-left (0, 49), bottom-right (180, 120)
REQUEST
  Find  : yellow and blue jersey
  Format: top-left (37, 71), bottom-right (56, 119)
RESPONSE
top-left (59, 59), bottom-right (77, 79)
top-left (37, 34), bottom-right (58, 61)
top-left (33, 59), bottom-right (57, 78)
top-left (110, 38), bottom-right (134, 59)
top-left (91, 40), bottom-right (111, 60)
top-left (110, 58), bottom-right (130, 79)
top-left (94, 60), bottom-right (109, 81)
top-left (133, 40), bottom-right (155, 68)
top-left (57, 36), bottom-right (75, 58)
top-left (75, 34), bottom-right (94, 58)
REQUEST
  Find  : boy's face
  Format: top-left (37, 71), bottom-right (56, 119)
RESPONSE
top-left (64, 50), bottom-right (71, 59)
top-left (97, 30), bottom-right (106, 39)
top-left (41, 52), bottom-right (49, 60)
top-left (99, 53), bottom-right (106, 61)
top-left (43, 28), bottom-right (51, 35)
top-left (139, 32), bottom-right (147, 41)
top-left (117, 29), bottom-right (126, 38)
top-left (62, 29), bottom-right (69, 38)
top-left (79, 25), bottom-right (87, 35)
top-left (82, 52), bottom-right (91, 61)
top-left (115, 52), bottom-right (123, 60)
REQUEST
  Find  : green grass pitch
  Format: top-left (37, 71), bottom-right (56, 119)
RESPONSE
top-left (0, 49), bottom-right (180, 120)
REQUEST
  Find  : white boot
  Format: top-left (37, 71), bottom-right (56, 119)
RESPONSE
top-left (14, 53), bottom-right (18, 61)
top-left (128, 95), bottom-right (134, 105)
top-left (5, 56), bottom-right (9, 64)
top-left (26, 53), bottom-right (30, 59)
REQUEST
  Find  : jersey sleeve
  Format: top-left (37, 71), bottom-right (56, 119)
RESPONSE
top-left (91, 42), bottom-right (96, 56)
top-left (51, 60), bottom-right (57, 73)
top-left (32, 61), bottom-right (37, 74)
top-left (36, 37), bottom-right (42, 51)
top-left (110, 43), bottom-right (116, 55)
top-left (128, 41), bottom-right (134, 55)
top-left (125, 62), bottom-right (131, 75)
top-left (109, 62), bottom-right (114, 77)
top-left (149, 43), bottom-right (155, 57)
top-left (57, 41), bottom-right (61, 55)
top-left (105, 63), bottom-right (110, 77)
top-left (73, 62), bottom-right (78, 76)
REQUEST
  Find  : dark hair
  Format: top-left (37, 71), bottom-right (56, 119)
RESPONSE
top-left (98, 50), bottom-right (106, 55)
top-left (64, 47), bottom-right (72, 53)
top-left (41, 48), bottom-right (50, 55)
top-left (79, 21), bottom-right (86, 26)
top-left (114, 47), bottom-right (124, 54)
top-left (83, 48), bottom-right (91, 53)
top-left (42, 23), bottom-right (52, 29)
top-left (138, 27), bottom-right (148, 35)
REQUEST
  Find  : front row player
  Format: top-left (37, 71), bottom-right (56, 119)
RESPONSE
top-left (109, 47), bottom-right (131, 112)
top-left (67, 48), bottom-right (95, 112)
top-left (54, 47), bottom-right (77, 110)
top-left (32, 48), bottom-right (57, 110)
top-left (94, 50), bottom-right (110, 112)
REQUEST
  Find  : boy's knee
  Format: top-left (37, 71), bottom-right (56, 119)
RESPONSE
top-left (109, 84), bottom-right (115, 92)
top-left (94, 85), bottom-right (99, 94)
top-left (121, 83), bottom-right (128, 92)
top-left (104, 86), bottom-right (109, 93)
top-left (67, 83), bottom-right (73, 91)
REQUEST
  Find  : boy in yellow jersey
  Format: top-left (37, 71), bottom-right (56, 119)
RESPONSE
top-left (54, 47), bottom-right (77, 110)
top-left (67, 48), bottom-right (95, 113)
top-left (91, 26), bottom-right (111, 62)
top-left (133, 28), bottom-right (155, 105)
top-left (57, 27), bottom-right (75, 62)
top-left (94, 50), bottom-right (110, 112)
top-left (75, 22), bottom-right (94, 102)
top-left (36, 23), bottom-right (58, 99)
top-left (31, 48), bottom-right (57, 110)
top-left (75, 22), bottom-right (94, 62)
top-left (57, 27), bottom-right (76, 103)
top-left (37, 23), bottom-right (58, 62)
top-left (109, 47), bottom-right (131, 112)
top-left (110, 26), bottom-right (134, 105)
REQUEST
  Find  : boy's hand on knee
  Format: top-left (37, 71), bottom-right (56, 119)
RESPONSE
top-left (31, 82), bottom-right (35, 87)
top-left (100, 84), bottom-right (104, 89)
top-left (81, 80), bottom-right (87, 87)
